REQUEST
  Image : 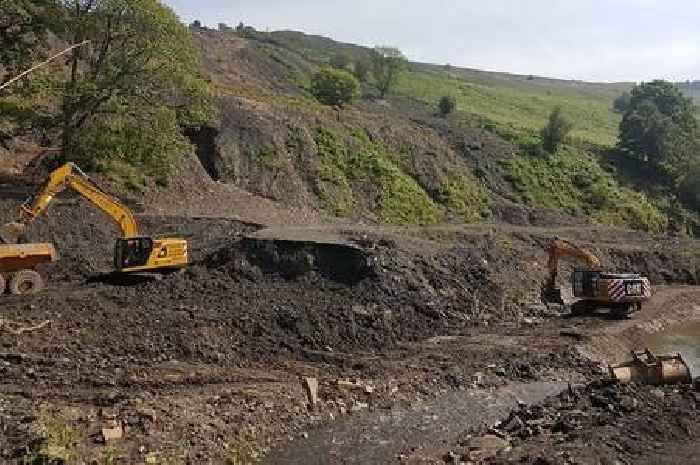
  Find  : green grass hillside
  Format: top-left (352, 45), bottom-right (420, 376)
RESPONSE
top-left (398, 66), bottom-right (627, 147)
top-left (247, 30), bottom-right (694, 230)
top-left (262, 31), bottom-right (632, 147)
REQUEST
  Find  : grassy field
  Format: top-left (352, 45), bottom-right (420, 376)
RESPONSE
top-left (257, 29), bottom-right (630, 148)
top-left (397, 66), bottom-right (626, 147)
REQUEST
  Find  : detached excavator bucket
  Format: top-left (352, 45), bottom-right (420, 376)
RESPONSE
top-left (0, 222), bottom-right (26, 244)
top-left (609, 349), bottom-right (691, 385)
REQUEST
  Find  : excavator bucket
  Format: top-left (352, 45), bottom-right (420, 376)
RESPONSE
top-left (0, 222), bottom-right (26, 244)
top-left (609, 349), bottom-right (691, 385)
top-left (541, 285), bottom-right (565, 305)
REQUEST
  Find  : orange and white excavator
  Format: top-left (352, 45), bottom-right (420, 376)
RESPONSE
top-left (543, 238), bottom-right (652, 318)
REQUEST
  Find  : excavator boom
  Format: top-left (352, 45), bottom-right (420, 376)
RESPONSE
top-left (20, 163), bottom-right (139, 238)
top-left (546, 238), bottom-right (601, 289)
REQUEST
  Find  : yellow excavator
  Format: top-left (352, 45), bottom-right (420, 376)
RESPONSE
top-left (543, 238), bottom-right (651, 318)
top-left (3, 163), bottom-right (187, 277)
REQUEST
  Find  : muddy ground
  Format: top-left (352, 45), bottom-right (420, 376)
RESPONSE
top-left (0, 195), bottom-right (698, 464)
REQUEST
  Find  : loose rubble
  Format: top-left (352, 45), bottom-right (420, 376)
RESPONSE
top-left (446, 380), bottom-right (699, 464)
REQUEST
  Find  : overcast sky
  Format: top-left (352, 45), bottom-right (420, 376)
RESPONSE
top-left (164, 0), bottom-right (700, 83)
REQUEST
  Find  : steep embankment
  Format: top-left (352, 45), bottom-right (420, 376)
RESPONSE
top-left (157, 28), bottom-right (691, 233)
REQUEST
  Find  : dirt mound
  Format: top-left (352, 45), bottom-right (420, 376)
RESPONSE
top-left (0, 221), bottom-right (520, 386)
top-left (82, 233), bottom-right (510, 363)
top-left (462, 380), bottom-right (699, 465)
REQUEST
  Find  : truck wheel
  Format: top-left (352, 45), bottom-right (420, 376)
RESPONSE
top-left (0, 274), bottom-right (5, 294)
top-left (9, 270), bottom-right (44, 295)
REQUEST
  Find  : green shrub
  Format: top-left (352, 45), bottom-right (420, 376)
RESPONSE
top-left (66, 103), bottom-right (190, 177)
top-left (313, 126), bottom-right (443, 225)
top-left (613, 92), bottom-right (631, 113)
top-left (505, 145), bottom-right (666, 232)
top-left (438, 174), bottom-right (490, 222)
top-left (348, 148), bottom-right (442, 225)
top-left (438, 95), bottom-right (457, 116)
top-left (310, 67), bottom-right (360, 107)
top-left (371, 46), bottom-right (408, 98)
top-left (540, 107), bottom-right (574, 153)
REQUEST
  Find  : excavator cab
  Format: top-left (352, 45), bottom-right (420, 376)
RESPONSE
top-left (114, 237), bottom-right (188, 273)
top-left (571, 269), bottom-right (600, 299)
top-left (115, 237), bottom-right (154, 270)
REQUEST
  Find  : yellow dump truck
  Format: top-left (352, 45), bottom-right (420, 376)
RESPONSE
top-left (0, 242), bottom-right (57, 295)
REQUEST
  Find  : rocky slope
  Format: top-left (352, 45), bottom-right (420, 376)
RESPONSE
top-left (168, 28), bottom-right (695, 234)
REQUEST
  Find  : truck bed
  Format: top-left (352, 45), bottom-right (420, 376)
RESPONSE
top-left (0, 243), bottom-right (57, 272)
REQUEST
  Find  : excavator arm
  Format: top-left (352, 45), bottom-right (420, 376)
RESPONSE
top-left (19, 163), bottom-right (139, 238)
top-left (546, 238), bottom-right (601, 290)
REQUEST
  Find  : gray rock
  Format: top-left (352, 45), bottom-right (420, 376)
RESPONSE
top-left (302, 377), bottom-right (319, 408)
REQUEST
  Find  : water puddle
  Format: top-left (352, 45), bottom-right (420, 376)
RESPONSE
top-left (645, 322), bottom-right (700, 377)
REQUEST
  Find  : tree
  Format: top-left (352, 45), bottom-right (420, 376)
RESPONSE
top-left (53, 0), bottom-right (213, 173)
top-left (613, 91), bottom-right (631, 113)
top-left (0, 0), bottom-right (63, 82)
top-left (353, 59), bottom-right (370, 83)
top-left (329, 52), bottom-right (350, 70)
top-left (438, 95), bottom-right (456, 116)
top-left (678, 161), bottom-right (700, 211)
top-left (540, 107), bottom-right (573, 153)
top-left (310, 67), bottom-right (359, 107)
top-left (619, 80), bottom-right (697, 181)
top-left (371, 46), bottom-right (407, 99)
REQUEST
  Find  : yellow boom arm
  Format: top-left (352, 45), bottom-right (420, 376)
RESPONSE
top-left (20, 163), bottom-right (140, 238)
top-left (546, 238), bottom-right (602, 289)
